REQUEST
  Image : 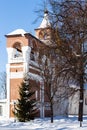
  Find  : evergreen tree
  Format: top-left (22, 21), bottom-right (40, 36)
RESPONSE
top-left (13, 79), bottom-right (37, 122)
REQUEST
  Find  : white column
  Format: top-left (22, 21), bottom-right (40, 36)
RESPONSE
top-left (22, 46), bottom-right (31, 73)
top-left (6, 64), bottom-right (10, 118)
top-left (40, 81), bottom-right (44, 118)
top-left (7, 48), bottom-right (14, 63)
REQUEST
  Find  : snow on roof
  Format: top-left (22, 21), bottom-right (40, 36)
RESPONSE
top-left (6, 29), bottom-right (28, 36)
top-left (28, 72), bottom-right (43, 82)
top-left (38, 10), bottom-right (51, 29)
top-left (30, 60), bottom-right (39, 68)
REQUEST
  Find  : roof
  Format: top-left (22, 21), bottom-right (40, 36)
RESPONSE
top-left (38, 10), bottom-right (51, 29)
top-left (6, 29), bottom-right (28, 36)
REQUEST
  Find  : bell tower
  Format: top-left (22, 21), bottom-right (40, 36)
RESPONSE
top-left (5, 29), bottom-right (31, 117)
top-left (35, 9), bottom-right (52, 46)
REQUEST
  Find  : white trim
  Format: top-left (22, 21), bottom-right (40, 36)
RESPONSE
top-left (22, 46), bottom-right (31, 73)
top-left (23, 62), bottom-right (28, 73)
top-left (10, 72), bottom-right (24, 79)
top-left (10, 58), bottom-right (24, 63)
top-left (10, 65), bottom-right (24, 68)
top-left (22, 46), bottom-right (31, 62)
top-left (7, 48), bottom-right (14, 63)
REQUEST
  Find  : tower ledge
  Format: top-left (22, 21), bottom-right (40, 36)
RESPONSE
top-left (6, 29), bottom-right (28, 37)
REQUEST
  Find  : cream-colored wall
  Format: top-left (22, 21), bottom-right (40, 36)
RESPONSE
top-left (83, 90), bottom-right (87, 114)
top-left (68, 92), bottom-right (79, 115)
top-left (0, 99), bottom-right (8, 118)
top-left (68, 90), bottom-right (87, 115)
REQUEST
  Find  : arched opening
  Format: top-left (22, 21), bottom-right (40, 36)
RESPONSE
top-left (13, 42), bottom-right (22, 58)
top-left (39, 31), bottom-right (44, 40)
top-left (30, 40), bottom-right (37, 61)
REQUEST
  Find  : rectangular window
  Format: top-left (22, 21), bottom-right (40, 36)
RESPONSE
top-left (30, 52), bottom-right (35, 61)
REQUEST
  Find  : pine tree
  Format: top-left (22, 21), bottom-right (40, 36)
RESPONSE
top-left (13, 79), bottom-right (37, 122)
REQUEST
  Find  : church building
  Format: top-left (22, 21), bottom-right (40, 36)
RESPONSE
top-left (5, 10), bottom-right (53, 118)
top-left (2, 10), bottom-right (87, 119)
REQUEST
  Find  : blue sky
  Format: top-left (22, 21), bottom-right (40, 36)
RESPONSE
top-left (0, 0), bottom-right (44, 72)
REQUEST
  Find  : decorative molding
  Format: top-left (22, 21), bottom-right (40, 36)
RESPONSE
top-left (10, 72), bottom-right (24, 79)
top-left (10, 65), bottom-right (24, 68)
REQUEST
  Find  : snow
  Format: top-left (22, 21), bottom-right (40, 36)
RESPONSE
top-left (6, 29), bottom-right (28, 36)
top-left (0, 116), bottom-right (87, 130)
top-left (30, 61), bottom-right (39, 68)
top-left (28, 72), bottom-right (42, 82)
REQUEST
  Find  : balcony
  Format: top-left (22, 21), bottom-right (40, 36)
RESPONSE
top-left (10, 56), bottom-right (24, 63)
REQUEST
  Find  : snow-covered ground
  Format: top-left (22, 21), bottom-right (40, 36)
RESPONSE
top-left (0, 116), bottom-right (87, 130)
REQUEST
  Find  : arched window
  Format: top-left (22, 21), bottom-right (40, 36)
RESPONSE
top-left (13, 42), bottom-right (22, 58)
top-left (39, 31), bottom-right (44, 40)
top-left (30, 40), bottom-right (37, 61)
top-left (39, 30), bottom-right (50, 40)
top-left (30, 48), bottom-right (35, 61)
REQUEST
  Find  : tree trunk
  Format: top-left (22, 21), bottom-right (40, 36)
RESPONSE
top-left (50, 102), bottom-right (53, 123)
top-left (78, 73), bottom-right (84, 127)
top-left (78, 47), bottom-right (84, 127)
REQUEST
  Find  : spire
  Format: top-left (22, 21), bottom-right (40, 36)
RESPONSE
top-left (44, 9), bottom-right (48, 14)
top-left (38, 9), bottom-right (51, 29)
